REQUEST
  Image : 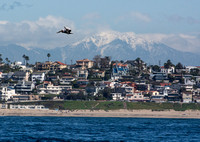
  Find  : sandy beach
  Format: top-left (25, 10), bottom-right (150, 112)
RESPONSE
top-left (1, 109), bottom-right (200, 118)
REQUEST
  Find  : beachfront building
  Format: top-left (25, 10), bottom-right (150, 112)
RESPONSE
top-left (10, 104), bottom-right (48, 110)
top-left (181, 91), bottom-right (193, 103)
top-left (12, 95), bottom-right (40, 102)
top-left (112, 93), bottom-right (124, 101)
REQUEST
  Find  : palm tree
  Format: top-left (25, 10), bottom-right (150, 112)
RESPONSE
top-left (47, 53), bottom-right (51, 61)
top-left (25, 55), bottom-right (29, 66)
top-left (0, 54), bottom-right (3, 63)
top-left (22, 54), bottom-right (26, 65)
top-left (135, 57), bottom-right (145, 76)
top-left (5, 57), bottom-right (10, 64)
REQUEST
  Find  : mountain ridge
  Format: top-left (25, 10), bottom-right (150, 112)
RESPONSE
top-left (0, 31), bottom-right (199, 66)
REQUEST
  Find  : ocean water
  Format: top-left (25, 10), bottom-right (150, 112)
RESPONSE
top-left (0, 117), bottom-right (200, 142)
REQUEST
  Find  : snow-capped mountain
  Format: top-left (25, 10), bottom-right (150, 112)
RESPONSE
top-left (0, 31), bottom-right (200, 65)
top-left (73, 31), bottom-right (153, 50)
top-left (62, 31), bottom-right (200, 65)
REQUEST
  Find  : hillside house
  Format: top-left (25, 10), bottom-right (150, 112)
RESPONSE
top-left (0, 86), bottom-right (16, 101)
top-left (152, 72), bottom-right (168, 82)
top-left (161, 66), bottom-right (175, 74)
top-left (112, 63), bottom-right (129, 80)
top-left (31, 71), bottom-right (46, 83)
top-left (38, 84), bottom-right (72, 95)
top-left (15, 81), bottom-right (35, 94)
top-left (50, 61), bottom-right (67, 71)
top-left (92, 70), bottom-right (105, 78)
top-left (12, 71), bottom-right (30, 81)
top-left (11, 61), bottom-right (26, 69)
top-left (77, 80), bottom-right (89, 88)
top-left (76, 59), bottom-right (94, 69)
top-left (125, 60), bottom-right (147, 71)
top-left (59, 76), bottom-right (75, 85)
top-left (35, 61), bottom-right (52, 70)
top-left (77, 69), bottom-right (88, 79)
top-left (85, 85), bottom-right (105, 96)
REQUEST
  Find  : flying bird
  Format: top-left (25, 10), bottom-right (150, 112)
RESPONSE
top-left (57, 26), bottom-right (73, 34)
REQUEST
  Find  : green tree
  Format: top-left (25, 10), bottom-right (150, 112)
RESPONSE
top-left (5, 57), bottom-right (10, 64)
top-left (175, 62), bottom-right (184, 69)
top-left (25, 55), bottom-right (29, 66)
top-left (134, 57), bottom-right (146, 76)
top-left (47, 53), bottom-right (51, 61)
top-left (164, 60), bottom-right (174, 69)
top-left (0, 54), bottom-right (3, 63)
top-left (93, 55), bottom-right (101, 68)
top-left (151, 65), bottom-right (161, 72)
top-left (22, 54), bottom-right (26, 65)
top-left (97, 87), bottom-right (112, 100)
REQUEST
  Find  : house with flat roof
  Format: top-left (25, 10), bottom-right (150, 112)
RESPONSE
top-left (76, 59), bottom-right (94, 69)
top-left (0, 86), bottom-right (16, 101)
top-left (15, 81), bottom-right (35, 94)
top-left (12, 71), bottom-right (30, 82)
top-left (31, 71), bottom-right (46, 83)
top-left (38, 84), bottom-right (72, 95)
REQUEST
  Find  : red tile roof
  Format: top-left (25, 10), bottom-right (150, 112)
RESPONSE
top-left (56, 61), bottom-right (66, 65)
top-left (113, 63), bottom-right (128, 67)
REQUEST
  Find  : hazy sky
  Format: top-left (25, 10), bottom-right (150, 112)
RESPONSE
top-left (0, 0), bottom-right (200, 53)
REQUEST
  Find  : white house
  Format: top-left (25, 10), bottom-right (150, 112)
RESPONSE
top-left (38, 84), bottom-right (72, 95)
top-left (10, 104), bottom-right (48, 110)
top-left (11, 61), bottom-right (26, 69)
top-left (31, 71), bottom-right (46, 83)
top-left (0, 86), bottom-right (16, 101)
top-left (125, 91), bottom-right (144, 102)
top-left (112, 93), bottom-right (124, 101)
top-left (161, 66), bottom-right (175, 74)
top-left (59, 76), bottom-right (75, 85)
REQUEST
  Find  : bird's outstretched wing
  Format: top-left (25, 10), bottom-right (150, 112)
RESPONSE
top-left (64, 26), bottom-right (70, 30)
top-left (57, 30), bottom-right (62, 33)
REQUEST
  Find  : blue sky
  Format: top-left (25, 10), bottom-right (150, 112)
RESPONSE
top-left (0, 0), bottom-right (200, 53)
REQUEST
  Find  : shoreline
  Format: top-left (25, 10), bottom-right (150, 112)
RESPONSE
top-left (1, 109), bottom-right (200, 118)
